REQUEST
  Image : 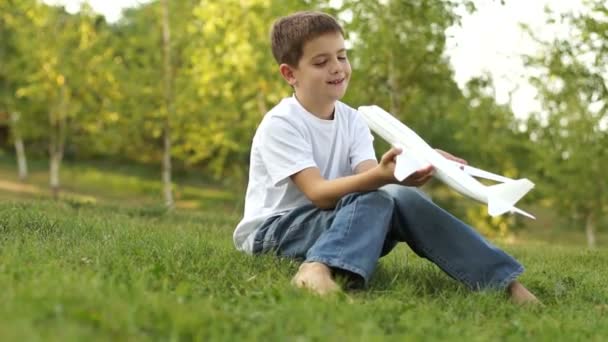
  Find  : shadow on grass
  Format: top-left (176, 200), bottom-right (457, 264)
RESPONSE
top-left (369, 259), bottom-right (464, 297)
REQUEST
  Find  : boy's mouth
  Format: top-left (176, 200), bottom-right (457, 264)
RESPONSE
top-left (327, 78), bottom-right (345, 85)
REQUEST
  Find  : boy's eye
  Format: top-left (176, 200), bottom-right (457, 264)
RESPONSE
top-left (338, 56), bottom-right (347, 61)
top-left (314, 61), bottom-right (327, 66)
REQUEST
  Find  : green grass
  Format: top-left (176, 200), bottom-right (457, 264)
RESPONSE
top-left (0, 152), bottom-right (240, 211)
top-left (1, 153), bottom-right (607, 340)
top-left (1, 200), bottom-right (607, 341)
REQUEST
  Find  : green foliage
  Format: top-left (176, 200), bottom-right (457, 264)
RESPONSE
top-left (1, 0), bottom-right (48, 142)
top-left (524, 0), bottom-right (608, 241)
top-left (173, 0), bottom-right (327, 178)
top-left (344, 0), bottom-right (460, 125)
top-left (4, 0), bottom-right (597, 237)
top-left (340, 0), bottom-right (530, 231)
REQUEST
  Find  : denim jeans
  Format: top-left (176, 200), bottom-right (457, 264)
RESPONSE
top-left (252, 184), bottom-right (524, 290)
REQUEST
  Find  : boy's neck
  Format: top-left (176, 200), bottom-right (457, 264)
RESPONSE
top-left (294, 93), bottom-right (335, 120)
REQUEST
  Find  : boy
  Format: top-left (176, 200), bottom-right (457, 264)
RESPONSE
top-left (234, 11), bottom-right (538, 303)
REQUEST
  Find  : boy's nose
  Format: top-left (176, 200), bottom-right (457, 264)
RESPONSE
top-left (329, 59), bottom-right (342, 74)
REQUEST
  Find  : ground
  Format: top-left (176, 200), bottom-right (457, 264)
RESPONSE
top-left (0, 155), bottom-right (606, 340)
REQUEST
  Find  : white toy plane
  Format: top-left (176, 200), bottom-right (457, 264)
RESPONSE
top-left (358, 105), bottom-right (535, 219)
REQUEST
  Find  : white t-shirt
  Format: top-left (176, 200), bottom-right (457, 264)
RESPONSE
top-left (233, 96), bottom-right (377, 253)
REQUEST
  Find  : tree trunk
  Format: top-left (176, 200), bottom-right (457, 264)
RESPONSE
top-left (49, 84), bottom-right (67, 200)
top-left (585, 213), bottom-right (596, 249)
top-left (388, 51), bottom-right (400, 116)
top-left (49, 150), bottom-right (61, 199)
top-left (10, 112), bottom-right (28, 181)
top-left (162, 121), bottom-right (173, 209)
top-left (257, 91), bottom-right (268, 116)
top-left (161, 0), bottom-right (174, 209)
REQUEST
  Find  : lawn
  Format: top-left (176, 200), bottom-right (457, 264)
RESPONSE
top-left (0, 156), bottom-right (607, 340)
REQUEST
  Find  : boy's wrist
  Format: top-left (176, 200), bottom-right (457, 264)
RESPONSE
top-left (370, 165), bottom-right (394, 187)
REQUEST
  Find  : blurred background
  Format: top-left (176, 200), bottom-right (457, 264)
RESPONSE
top-left (1, 0), bottom-right (606, 247)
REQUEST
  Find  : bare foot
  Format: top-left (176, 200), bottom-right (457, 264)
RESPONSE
top-left (291, 262), bottom-right (341, 296)
top-left (507, 281), bottom-right (541, 305)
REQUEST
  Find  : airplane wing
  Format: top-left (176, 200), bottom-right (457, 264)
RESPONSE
top-left (394, 149), bottom-right (430, 181)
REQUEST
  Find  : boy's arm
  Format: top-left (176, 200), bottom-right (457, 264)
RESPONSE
top-left (291, 148), bottom-right (434, 209)
top-left (291, 166), bottom-right (388, 209)
top-left (354, 160), bottom-right (378, 174)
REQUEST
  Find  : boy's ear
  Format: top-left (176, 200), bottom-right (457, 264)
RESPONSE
top-left (279, 63), bottom-right (298, 86)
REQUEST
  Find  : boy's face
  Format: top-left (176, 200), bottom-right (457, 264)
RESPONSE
top-left (281, 32), bottom-right (351, 104)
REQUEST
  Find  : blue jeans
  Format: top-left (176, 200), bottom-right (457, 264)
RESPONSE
top-left (252, 184), bottom-right (524, 290)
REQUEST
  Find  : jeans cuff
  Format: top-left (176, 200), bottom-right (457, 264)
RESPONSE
top-left (495, 265), bottom-right (525, 290)
top-left (305, 256), bottom-right (371, 285)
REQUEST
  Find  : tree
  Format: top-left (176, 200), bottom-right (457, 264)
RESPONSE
top-left (161, 0), bottom-right (174, 208)
top-left (10, 112), bottom-right (27, 181)
top-left (172, 0), bottom-right (325, 181)
top-left (342, 0), bottom-right (461, 127)
top-left (0, 0), bottom-right (36, 181)
top-left (11, 3), bottom-right (119, 198)
top-left (524, 0), bottom-right (608, 247)
top-left (338, 0), bottom-right (528, 233)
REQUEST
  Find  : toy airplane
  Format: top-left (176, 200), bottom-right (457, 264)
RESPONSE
top-left (358, 105), bottom-right (535, 219)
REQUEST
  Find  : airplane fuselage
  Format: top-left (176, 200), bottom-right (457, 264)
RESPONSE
top-left (358, 105), bottom-right (535, 218)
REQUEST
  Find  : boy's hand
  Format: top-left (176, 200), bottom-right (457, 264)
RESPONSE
top-left (435, 148), bottom-right (467, 165)
top-left (378, 147), bottom-right (435, 187)
top-left (377, 147), bottom-right (402, 182)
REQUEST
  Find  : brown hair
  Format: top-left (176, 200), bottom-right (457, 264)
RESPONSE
top-left (270, 11), bottom-right (344, 66)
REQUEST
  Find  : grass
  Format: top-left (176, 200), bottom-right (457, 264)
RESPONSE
top-left (1, 200), bottom-right (607, 341)
top-left (0, 152), bottom-right (240, 212)
top-left (0, 153), bottom-right (607, 340)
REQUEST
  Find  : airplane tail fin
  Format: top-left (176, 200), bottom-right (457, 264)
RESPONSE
top-left (487, 179), bottom-right (535, 219)
top-left (511, 207), bottom-right (536, 220)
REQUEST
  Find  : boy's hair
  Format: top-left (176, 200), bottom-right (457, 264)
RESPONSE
top-left (270, 11), bottom-right (344, 67)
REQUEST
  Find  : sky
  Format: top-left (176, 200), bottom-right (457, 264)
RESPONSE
top-left (43, 0), bottom-right (586, 119)
top-left (445, 0), bottom-right (584, 118)
top-left (43, 0), bottom-right (147, 23)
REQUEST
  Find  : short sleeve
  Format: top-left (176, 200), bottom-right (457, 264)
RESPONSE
top-left (259, 116), bottom-right (318, 187)
top-left (349, 112), bottom-right (377, 170)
